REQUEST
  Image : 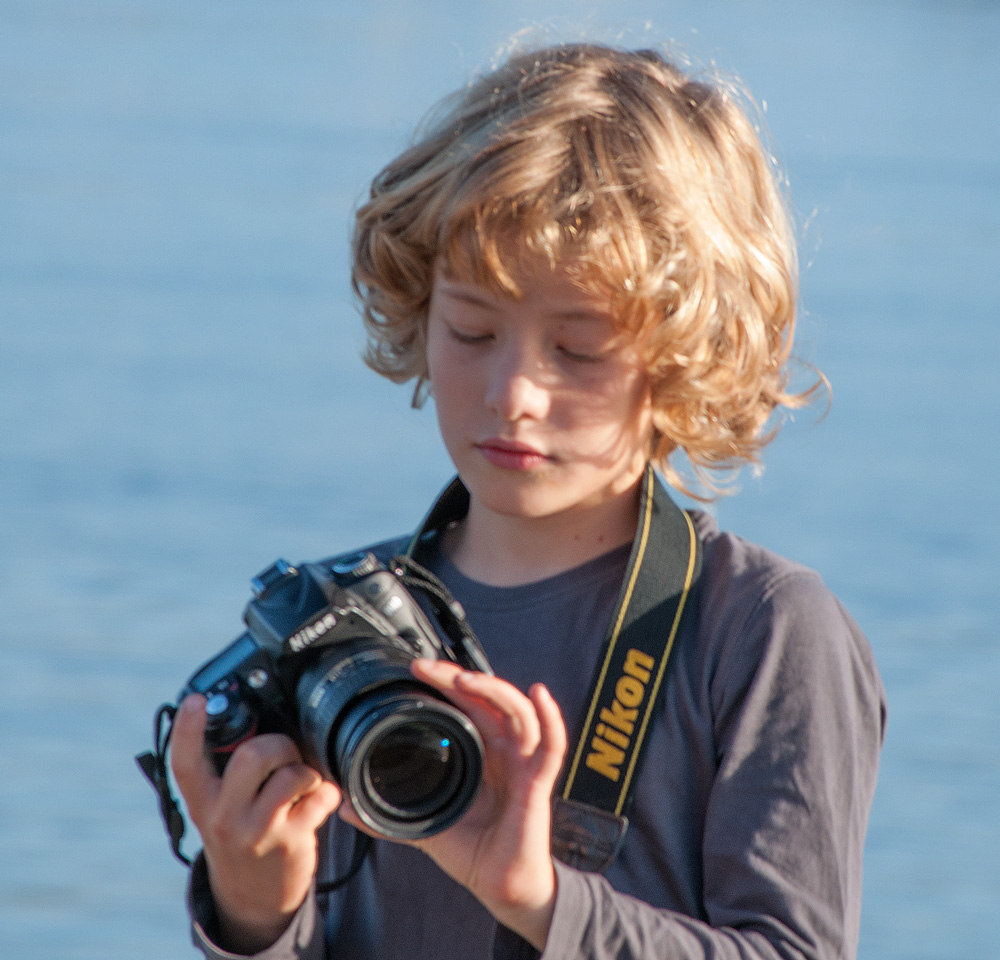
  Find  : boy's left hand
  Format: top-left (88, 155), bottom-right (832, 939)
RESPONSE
top-left (338, 658), bottom-right (567, 951)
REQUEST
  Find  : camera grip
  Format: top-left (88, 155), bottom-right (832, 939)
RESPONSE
top-left (204, 693), bottom-right (258, 774)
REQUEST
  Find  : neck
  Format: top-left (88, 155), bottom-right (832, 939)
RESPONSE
top-left (442, 481), bottom-right (642, 587)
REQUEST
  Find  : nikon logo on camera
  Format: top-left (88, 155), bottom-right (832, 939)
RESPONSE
top-left (584, 647), bottom-right (655, 783)
top-left (287, 612), bottom-right (338, 653)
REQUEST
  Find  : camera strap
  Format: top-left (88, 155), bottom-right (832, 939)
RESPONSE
top-left (555, 465), bottom-right (700, 870)
top-left (136, 704), bottom-right (193, 867)
top-left (406, 463), bottom-right (701, 872)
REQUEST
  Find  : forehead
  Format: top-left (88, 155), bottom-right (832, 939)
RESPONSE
top-left (432, 254), bottom-right (621, 320)
top-left (433, 262), bottom-right (623, 329)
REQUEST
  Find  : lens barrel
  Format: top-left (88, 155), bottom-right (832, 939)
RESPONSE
top-left (334, 687), bottom-right (483, 839)
top-left (296, 651), bottom-right (483, 840)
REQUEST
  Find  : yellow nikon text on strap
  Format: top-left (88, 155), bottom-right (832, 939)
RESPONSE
top-left (585, 648), bottom-right (655, 782)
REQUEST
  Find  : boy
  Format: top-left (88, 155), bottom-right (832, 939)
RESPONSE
top-left (171, 43), bottom-right (886, 960)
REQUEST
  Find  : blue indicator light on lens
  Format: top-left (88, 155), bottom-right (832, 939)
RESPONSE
top-left (440, 739), bottom-right (450, 749)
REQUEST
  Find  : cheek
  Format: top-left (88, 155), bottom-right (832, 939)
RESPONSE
top-left (425, 327), bottom-right (452, 391)
top-left (567, 369), bottom-right (651, 436)
top-left (427, 340), bottom-right (478, 420)
top-left (615, 361), bottom-right (653, 433)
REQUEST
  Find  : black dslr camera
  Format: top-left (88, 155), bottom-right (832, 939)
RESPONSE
top-left (139, 552), bottom-right (491, 850)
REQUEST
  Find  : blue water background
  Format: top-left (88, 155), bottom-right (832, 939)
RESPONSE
top-left (1, 1), bottom-right (997, 957)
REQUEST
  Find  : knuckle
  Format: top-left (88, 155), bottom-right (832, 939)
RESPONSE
top-left (209, 814), bottom-right (237, 845)
top-left (264, 764), bottom-right (300, 795)
top-left (238, 733), bottom-right (299, 766)
top-left (268, 763), bottom-right (322, 802)
top-left (225, 734), bottom-right (294, 779)
top-left (205, 809), bottom-right (247, 850)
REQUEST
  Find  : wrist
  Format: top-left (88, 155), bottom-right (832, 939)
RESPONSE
top-left (481, 860), bottom-right (558, 952)
top-left (212, 896), bottom-right (296, 955)
top-left (205, 861), bottom-right (303, 955)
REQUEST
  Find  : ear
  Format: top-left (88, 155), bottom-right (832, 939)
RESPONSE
top-left (411, 376), bottom-right (432, 409)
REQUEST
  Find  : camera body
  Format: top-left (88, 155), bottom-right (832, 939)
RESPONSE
top-left (180, 552), bottom-right (488, 840)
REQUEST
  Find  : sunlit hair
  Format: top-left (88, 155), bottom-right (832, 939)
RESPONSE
top-left (352, 43), bottom-right (823, 496)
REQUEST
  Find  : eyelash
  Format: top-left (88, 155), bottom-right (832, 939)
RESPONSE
top-left (449, 327), bottom-right (492, 345)
top-left (559, 347), bottom-right (604, 364)
top-left (447, 326), bottom-right (606, 363)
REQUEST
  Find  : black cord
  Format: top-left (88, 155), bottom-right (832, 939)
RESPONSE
top-left (390, 555), bottom-right (493, 675)
top-left (135, 703), bottom-right (192, 866)
top-left (316, 830), bottom-right (373, 894)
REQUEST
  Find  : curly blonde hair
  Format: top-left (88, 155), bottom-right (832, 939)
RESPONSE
top-left (352, 43), bottom-right (822, 496)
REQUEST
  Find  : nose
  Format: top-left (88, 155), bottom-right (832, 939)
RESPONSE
top-left (484, 343), bottom-right (551, 422)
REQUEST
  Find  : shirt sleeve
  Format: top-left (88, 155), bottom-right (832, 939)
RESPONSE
top-left (188, 854), bottom-right (327, 960)
top-left (538, 570), bottom-right (886, 960)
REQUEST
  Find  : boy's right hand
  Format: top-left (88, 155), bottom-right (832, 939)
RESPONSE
top-left (170, 694), bottom-right (342, 955)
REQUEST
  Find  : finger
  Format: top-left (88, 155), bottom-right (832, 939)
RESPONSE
top-left (452, 671), bottom-right (542, 752)
top-left (255, 761), bottom-right (323, 815)
top-left (218, 734), bottom-right (307, 807)
top-left (227, 733), bottom-right (304, 782)
top-left (335, 797), bottom-right (389, 841)
top-left (529, 683), bottom-right (568, 781)
top-left (414, 659), bottom-right (536, 733)
top-left (410, 661), bottom-right (509, 737)
top-left (251, 763), bottom-right (337, 838)
top-left (169, 695), bottom-right (220, 817)
top-left (286, 780), bottom-right (343, 833)
top-left (410, 658), bottom-right (464, 689)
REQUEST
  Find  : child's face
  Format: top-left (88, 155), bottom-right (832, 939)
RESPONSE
top-left (425, 260), bottom-right (653, 525)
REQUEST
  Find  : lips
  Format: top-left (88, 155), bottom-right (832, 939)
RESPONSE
top-left (475, 437), bottom-right (551, 471)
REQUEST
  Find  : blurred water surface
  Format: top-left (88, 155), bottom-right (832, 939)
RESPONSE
top-left (1, 1), bottom-right (998, 957)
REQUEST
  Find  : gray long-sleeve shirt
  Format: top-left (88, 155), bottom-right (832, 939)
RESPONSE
top-left (189, 507), bottom-right (886, 960)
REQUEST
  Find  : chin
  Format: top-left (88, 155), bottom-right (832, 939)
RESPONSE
top-left (459, 469), bottom-right (551, 515)
top-left (471, 473), bottom-right (616, 522)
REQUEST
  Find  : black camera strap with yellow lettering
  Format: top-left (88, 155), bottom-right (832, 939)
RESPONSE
top-left (408, 463), bottom-right (702, 873)
top-left (553, 464), bottom-right (700, 870)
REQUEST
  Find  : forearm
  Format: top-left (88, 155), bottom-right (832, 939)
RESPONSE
top-left (539, 862), bottom-right (804, 960)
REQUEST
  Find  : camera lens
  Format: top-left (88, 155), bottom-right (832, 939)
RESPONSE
top-left (365, 721), bottom-right (463, 813)
top-left (333, 686), bottom-right (483, 839)
top-left (295, 646), bottom-right (484, 841)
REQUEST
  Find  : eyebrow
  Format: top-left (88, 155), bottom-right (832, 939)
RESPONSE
top-left (435, 282), bottom-right (496, 309)
top-left (435, 280), bottom-right (613, 325)
top-left (552, 309), bottom-right (613, 325)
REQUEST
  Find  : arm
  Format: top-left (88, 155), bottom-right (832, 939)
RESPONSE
top-left (404, 571), bottom-right (883, 960)
top-left (538, 571), bottom-right (886, 960)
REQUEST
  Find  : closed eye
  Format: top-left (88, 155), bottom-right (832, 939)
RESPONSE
top-left (447, 324), bottom-right (493, 345)
top-left (558, 345), bottom-right (610, 363)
